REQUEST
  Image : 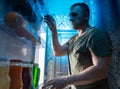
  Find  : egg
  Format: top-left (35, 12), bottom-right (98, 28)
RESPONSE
top-left (4, 12), bottom-right (24, 28)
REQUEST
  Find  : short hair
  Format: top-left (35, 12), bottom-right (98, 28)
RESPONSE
top-left (70, 3), bottom-right (90, 18)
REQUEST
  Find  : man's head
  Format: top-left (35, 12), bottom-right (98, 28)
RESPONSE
top-left (69, 3), bottom-right (90, 29)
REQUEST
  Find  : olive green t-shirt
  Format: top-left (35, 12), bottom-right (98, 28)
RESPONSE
top-left (67, 27), bottom-right (112, 78)
top-left (67, 27), bottom-right (112, 89)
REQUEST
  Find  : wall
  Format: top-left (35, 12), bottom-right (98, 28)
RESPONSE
top-left (87, 0), bottom-right (120, 89)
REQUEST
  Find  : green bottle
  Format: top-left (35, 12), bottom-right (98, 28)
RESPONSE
top-left (33, 63), bottom-right (40, 88)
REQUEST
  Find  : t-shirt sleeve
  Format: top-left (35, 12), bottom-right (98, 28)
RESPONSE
top-left (88, 31), bottom-right (113, 57)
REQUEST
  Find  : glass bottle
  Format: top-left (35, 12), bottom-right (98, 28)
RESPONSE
top-left (30, 62), bottom-right (35, 89)
top-left (22, 61), bottom-right (33, 89)
top-left (0, 58), bottom-right (10, 89)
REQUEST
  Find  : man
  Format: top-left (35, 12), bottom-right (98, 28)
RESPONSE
top-left (42, 3), bottom-right (113, 89)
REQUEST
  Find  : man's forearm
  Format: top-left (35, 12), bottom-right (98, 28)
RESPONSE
top-left (51, 31), bottom-right (61, 55)
top-left (66, 65), bottom-right (108, 86)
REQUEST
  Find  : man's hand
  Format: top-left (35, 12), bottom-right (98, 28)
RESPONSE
top-left (44, 15), bottom-right (57, 32)
top-left (42, 76), bottom-right (68, 89)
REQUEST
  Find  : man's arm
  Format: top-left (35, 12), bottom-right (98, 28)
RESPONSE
top-left (44, 15), bottom-right (68, 56)
top-left (51, 31), bottom-right (68, 56)
top-left (66, 55), bottom-right (111, 85)
top-left (42, 55), bottom-right (111, 89)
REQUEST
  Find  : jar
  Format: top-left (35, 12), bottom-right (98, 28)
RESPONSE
top-left (0, 58), bottom-right (10, 89)
top-left (9, 59), bottom-right (23, 89)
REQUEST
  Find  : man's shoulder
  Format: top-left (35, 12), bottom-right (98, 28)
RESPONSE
top-left (88, 27), bottom-right (110, 42)
top-left (88, 27), bottom-right (107, 36)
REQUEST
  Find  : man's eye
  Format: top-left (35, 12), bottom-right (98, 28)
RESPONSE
top-left (70, 12), bottom-right (78, 17)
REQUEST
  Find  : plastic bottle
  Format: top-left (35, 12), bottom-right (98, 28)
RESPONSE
top-left (33, 63), bottom-right (40, 88)
top-left (0, 58), bottom-right (10, 89)
top-left (9, 59), bottom-right (23, 89)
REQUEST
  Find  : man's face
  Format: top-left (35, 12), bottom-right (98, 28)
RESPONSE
top-left (69, 5), bottom-right (84, 29)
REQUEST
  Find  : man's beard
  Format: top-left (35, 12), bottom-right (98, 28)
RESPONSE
top-left (71, 18), bottom-right (85, 30)
top-left (72, 22), bottom-right (85, 29)
top-left (72, 24), bottom-right (80, 29)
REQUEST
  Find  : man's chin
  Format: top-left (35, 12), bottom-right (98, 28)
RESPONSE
top-left (71, 23), bottom-right (80, 29)
top-left (73, 26), bottom-right (79, 30)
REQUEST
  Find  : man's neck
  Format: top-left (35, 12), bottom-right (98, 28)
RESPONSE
top-left (78, 25), bottom-right (90, 36)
